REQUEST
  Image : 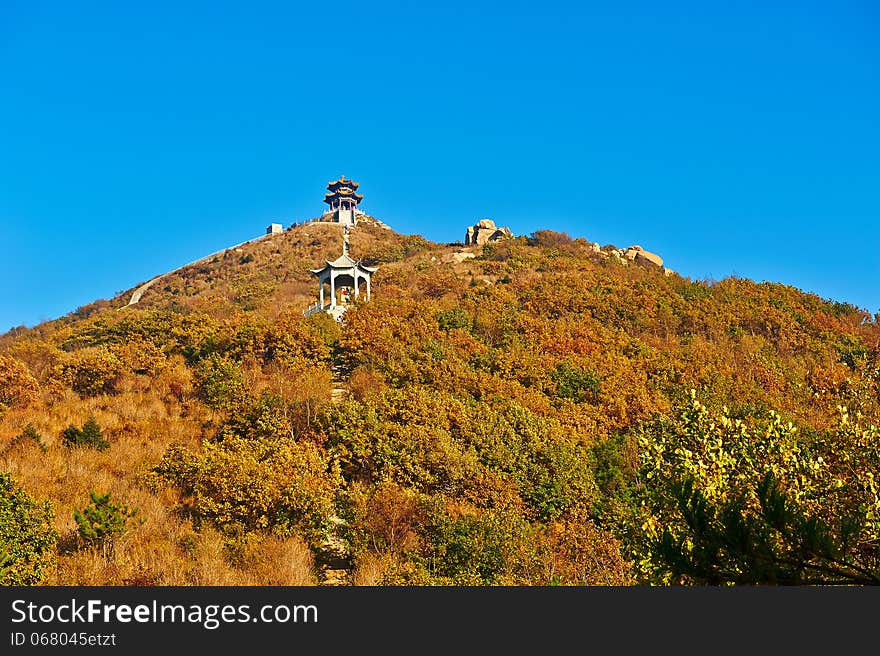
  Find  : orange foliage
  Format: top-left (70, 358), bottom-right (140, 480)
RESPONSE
top-left (2, 220), bottom-right (878, 586)
top-left (0, 355), bottom-right (40, 409)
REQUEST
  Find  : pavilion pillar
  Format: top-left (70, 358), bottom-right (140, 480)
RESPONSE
top-left (366, 276), bottom-right (371, 301)
top-left (353, 270), bottom-right (360, 298)
top-left (319, 278), bottom-right (325, 308)
top-left (330, 271), bottom-right (336, 307)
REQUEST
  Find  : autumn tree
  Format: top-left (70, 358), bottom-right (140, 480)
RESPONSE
top-left (157, 435), bottom-right (341, 544)
top-left (0, 472), bottom-right (57, 585)
top-left (57, 347), bottom-right (123, 396)
top-left (0, 354), bottom-right (40, 411)
top-left (637, 391), bottom-right (880, 584)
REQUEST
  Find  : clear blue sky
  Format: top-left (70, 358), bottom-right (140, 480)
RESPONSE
top-left (1, 1), bottom-right (878, 332)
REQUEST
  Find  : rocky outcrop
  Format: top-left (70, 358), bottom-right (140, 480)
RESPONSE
top-left (589, 243), bottom-right (664, 269)
top-left (623, 245), bottom-right (642, 261)
top-left (465, 219), bottom-right (513, 246)
top-left (623, 245), bottom-right (663, 268)
top-left (447, 251), bottom-right (476, 263)
top-left (635, 250), bottom-right (663, 268)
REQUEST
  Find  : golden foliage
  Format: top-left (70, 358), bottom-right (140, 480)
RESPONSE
top-left (157, 434), bottom-right (341, 543)
top-left (1, 220), bottom-right (877, 585)
top-left (56, 347), bottom-right (124, 397)
top-left (0, 355), bottom-right (40, 409)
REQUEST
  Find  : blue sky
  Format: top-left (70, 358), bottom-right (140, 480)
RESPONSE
top-left (1, 1), bottom-right (878, 332)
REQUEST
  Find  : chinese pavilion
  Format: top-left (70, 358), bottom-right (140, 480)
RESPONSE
top-left (303, 248), bottom-right (377, 320)
top-left (323, 175), bottom-right (363, 226)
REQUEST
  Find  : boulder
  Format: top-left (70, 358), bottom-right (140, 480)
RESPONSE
top-left (446, 251), bottom-right (477, 264)
top-left (634, 250), bottom-right (663, 268)
top-left (465, 219), bottom-right (513, 246)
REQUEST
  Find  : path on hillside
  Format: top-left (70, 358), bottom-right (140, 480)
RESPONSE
top-left (124, 231), bottom-right (276, 307)
top-left (317, 348), bottom-right (354, 585)
top-left (330, 355), bottom-right (351, 404)
top-left (316, 516), bottom-right (352, 586)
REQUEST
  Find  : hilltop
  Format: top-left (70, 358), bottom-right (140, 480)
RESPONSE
top-left (1, 216), bottom-right (878, 586)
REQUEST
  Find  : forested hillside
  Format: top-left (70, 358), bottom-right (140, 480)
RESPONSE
top-left (1, 220), bottom-right (878, 585)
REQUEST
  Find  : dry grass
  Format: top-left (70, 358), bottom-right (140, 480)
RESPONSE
top-left (0, 370), bottom-right (320, 586)
top-left (352, 552), bottom-right (395, 586)
top-left (0, 219), bottom-right (455, 586)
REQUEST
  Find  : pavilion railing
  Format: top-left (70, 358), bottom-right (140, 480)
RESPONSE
top-left (302, 302), bottom-right (332, 317)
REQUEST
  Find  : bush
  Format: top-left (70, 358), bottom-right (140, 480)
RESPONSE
top-left (437, 308), bottom-right (473, 332)
top-left (263, 360), bottom-right (333, 434)
top-left (111, 338), bottom-right (167, 375)
top-left (157, 435), bottom-right (341, 544)
top-left (264, 310), bottom-right (331, 365)
top-left (636, 392), bottom-right (880, 584)
top-left (421, 506), bottom-right (532, 584)
top-left (305, 311), bottom-right (342, 348)
top-left (0, 355), bottom-right (40, 408)
top-left (62, 417), bottom-right (109, 450)
top-left (347, 481), bottom-right (425, 557)
top-left (217, 393), bottom-right (290, 442)
top-left (533, 508), bottom-right (632, 585)
top-left (550, 361), bottom-right (601, 403)
top-left (13, 424), bottom-right (46, 453)
top-left (73, 491), bottom-right (139, 555)
top-left (529, 230), bottom-right (574, 247)
top-left (57, 347), bottom-right (123, 396)
top-left (194, 355), bottom-right (247, 411)
top-left (0, 472), bottom-right (57, 585)
top-left (362, 235), bottom-right (431, 263)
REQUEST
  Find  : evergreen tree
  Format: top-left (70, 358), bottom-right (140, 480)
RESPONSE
top-left (73, 491), bottom-right (139, 556)
top-left (62, 416), bottom-right (109, 450)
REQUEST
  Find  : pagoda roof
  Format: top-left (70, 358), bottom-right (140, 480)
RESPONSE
top-left (324, 188), bottom-right (364, 204)
top-left (326, 175), bottom-right (360, 191)
top-left (310, 252), bottom-right (378, 274)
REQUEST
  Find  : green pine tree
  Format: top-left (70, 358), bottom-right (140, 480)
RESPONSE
top-left (73, 491), bottom-right (139, 557)
top-left (654, 473), bottom-right (880, 585)
top-left (62, 416), bottom-right (109, 450)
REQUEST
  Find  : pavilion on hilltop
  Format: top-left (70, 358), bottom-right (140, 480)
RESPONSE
top-left (323, 175), bottom-right (364, 226)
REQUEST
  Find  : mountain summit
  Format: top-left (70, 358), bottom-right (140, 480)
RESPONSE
top-left (1, 200), bottom-right (878, 586)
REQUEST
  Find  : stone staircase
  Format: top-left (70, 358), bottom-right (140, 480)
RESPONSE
top-left (316, 349), bottom-right (353, 585)
top-left (330, 350), bottom-right (351, 404)
top-left (316, 516), bottom-right (352, 586)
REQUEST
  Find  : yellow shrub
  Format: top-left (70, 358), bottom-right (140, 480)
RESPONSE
top-left (0, 355), bottom-right (40, 409)
top-left (56, 347), bottom-right (124, 397)
top-left (158, 435), bottom-right (341, 544)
